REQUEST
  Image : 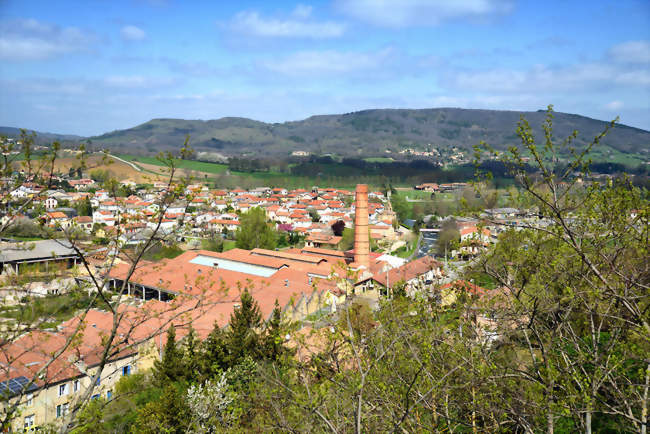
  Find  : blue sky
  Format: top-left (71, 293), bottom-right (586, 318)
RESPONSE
top-left (0, 0), bottom-right (648, 136)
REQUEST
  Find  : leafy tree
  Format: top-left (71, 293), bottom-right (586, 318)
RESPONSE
top-left (226, 288), bottom-right (263, 365)
top-left (153, 325), bottom-right (185, 387)
top-left (201, 237), bottom-right (224, 252)
top-left (471, 105), bottom-right (649, 432)
top-left (134, 384), bottom-right (190, 434)
top-left (339, 227), bottom-right (355, 251)
top-left (331, 219), bottom-right (345, 236)
top-left (435, 219), bottom-right (459, 256)
top-left (186, 373), bottom-right (235, 430)
top-left (75, 196), bottom-right (92, 217)
top-left (235, 207), bottom-right (277, 250)
top-left (391, 193), bottom-right (410, 222)
top-left (308, 208), bottom-right (320, 222)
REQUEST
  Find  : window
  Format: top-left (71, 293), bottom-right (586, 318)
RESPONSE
top-left (73, 380), bottom-right (80, 392)
top-left (122, 365), bottom-right (131, 376)
top-left (95, 376), bottom-right (100, 386)
top-left (25, 393), bottom-right (33, 406)
top-left (23, 414), bottom-right (35, 428)
top-left (106, 390), bottom-right (112, 400)
top-left (56, 403), bottom-right (68, 418)
top-left (91, 394), bottom-right (100, 400)
top-left (58, 383), bottom-right (69, 397)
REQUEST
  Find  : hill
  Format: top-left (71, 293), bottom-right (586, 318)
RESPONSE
top-left (0, 126), bottom-right (82, 144)
top-left (89, 108), bottom-right (650, 158)
top-left (4, 108), bottom-right (649, 160)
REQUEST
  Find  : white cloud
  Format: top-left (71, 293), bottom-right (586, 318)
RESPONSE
top-left (608, 40), bottom-right (650, 64)
top-left (336, 0), bottom-right (514, 27)
top-left (605, 100), bottom-right (624, 110)
top-left (445, 62), bottom-right (649, 93)
top-left (291, 4), bottom-right (313, 19)
top-left (230, 9), bottom-right (345, 38)
top-left (261, 48), bottom-right (394, 76)
top-left (0, 18), bottom-right (94, 61)
top-left (103, 75), bottom-right (177, 89)
top-left (120, 25), bottom-right (146, 41)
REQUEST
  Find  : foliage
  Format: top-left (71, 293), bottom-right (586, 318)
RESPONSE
top-left (331, 219), bottom-right (345, 236)
top-left (435, 218), bottom-right (460, 256)
top-left (74, 196), bottom-right (93, 217)
top-left (226, 288), bottom-right (262, 364)
top-left (200, 237), bottom-right (223, 252)
top-left (390, 192), bottom-right (410, 222)
top-left (153, 326), bottom-right (185, 387)
top-left (234, 207), bottom-right (277, 250)
top-left (141, 243), bottom-right (184, 261)
top-left (308, 208), bottom-right (320, 222)
top-left (186, 373), bottom-right (235, 432)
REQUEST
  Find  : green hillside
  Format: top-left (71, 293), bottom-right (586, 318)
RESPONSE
top-left (89, 108), bottom-right (650, 159)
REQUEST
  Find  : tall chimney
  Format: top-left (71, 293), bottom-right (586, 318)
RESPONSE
top-left (354, 184), bottom-right (370, 269)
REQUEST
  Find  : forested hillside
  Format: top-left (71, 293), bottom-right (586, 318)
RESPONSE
top-left (86, 108), bottom-right (650, 157)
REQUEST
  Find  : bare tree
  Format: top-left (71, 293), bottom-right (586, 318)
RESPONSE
top-left (0, 135), bottom-right (223, 431)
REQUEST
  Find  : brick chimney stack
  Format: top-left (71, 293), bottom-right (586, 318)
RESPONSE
top-left (354, 184), bottom-right (370, 269)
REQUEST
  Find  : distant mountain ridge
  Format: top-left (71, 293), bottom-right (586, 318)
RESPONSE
top-left (0, 126), bottom-right (83, 143)
top-left (3, 108), bottom-right (649, 157)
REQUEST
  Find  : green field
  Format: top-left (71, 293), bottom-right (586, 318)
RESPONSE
top-left (364, 157), bottom-right (394, 163)
top-left (116, 154), bottom-right (393, 189)
top-left (117, 154), bottom-right (230, 174)
top-left (586, 146), bottom-right (647, 167)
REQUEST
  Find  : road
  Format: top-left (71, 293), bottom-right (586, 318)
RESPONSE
top-left (415, 230), bottom-right (438, 258)
top-left (107, 154), bottom-right (142, 172)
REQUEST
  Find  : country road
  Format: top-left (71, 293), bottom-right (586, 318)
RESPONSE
top-left (107, 154), bottom-right (142, 172)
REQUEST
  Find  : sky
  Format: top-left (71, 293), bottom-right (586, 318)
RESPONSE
top-left (0, 0), bottom-right (649, 136)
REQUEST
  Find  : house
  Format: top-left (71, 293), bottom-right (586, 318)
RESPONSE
top-left (414, 183), bottom-right (439, 192)
top-left (45, 212), bottom-right (71, 229)
top-left (1, 325), bottom-right (139, 431)
top-left (369, 222), bottom-right (396, 240)
top-left (72, 216), bottom-right (93, 232)
top-left (166, 203), bottom-right (186, 215)
top-left (483, 208), bottom-right (523, 219)
top-left (44, 197), bottom-right (58, 210)
top-left (305, 233), bottom-right (342, 249)
top-left (459, 226), bottom-right (490, 244)
top-left (92, 210), bottom-right (116, 227)
top-left (371, 256), bottom-right (443, 297)
top-left (94, 190), bottom-right (110, 201)
top-left (68, 179), bottom-right (96, 191)
top-left (209, 219), bottom-right (240, 232)
top-left (458, 226), bottom-right (491, 256)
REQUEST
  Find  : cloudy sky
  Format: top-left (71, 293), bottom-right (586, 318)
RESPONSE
top-left (0, 0), bottom-right (649, 136)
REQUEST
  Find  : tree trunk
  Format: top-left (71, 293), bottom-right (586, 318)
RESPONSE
top-left (642, 362), bottom-right (649, 434)
top-left (547, 378), bottom-right (554, 434)
top-left (472, 385), bottom-right (477, 434)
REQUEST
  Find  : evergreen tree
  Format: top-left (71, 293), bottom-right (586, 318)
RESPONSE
top-left (134, 384), bottom-right (190, 434)
top-left (226, 288), bottom-right (262, 364)
top-left (262, 300), bottom-right (287, 361)
top-left (200, 321), bottom-right (229, 379)
top-left (153, 325), bottom-right (184, 387)
top-left (183, 324), bottom-right (200, 382)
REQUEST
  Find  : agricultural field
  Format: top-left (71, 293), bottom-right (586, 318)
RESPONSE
top-left (52, 155), bottom-right (164, 183)
top-left (117, 154), bottom-right (230, 174)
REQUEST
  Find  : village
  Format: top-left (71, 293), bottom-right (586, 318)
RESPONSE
top-left (0, 169), bottom-right (526, 430)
